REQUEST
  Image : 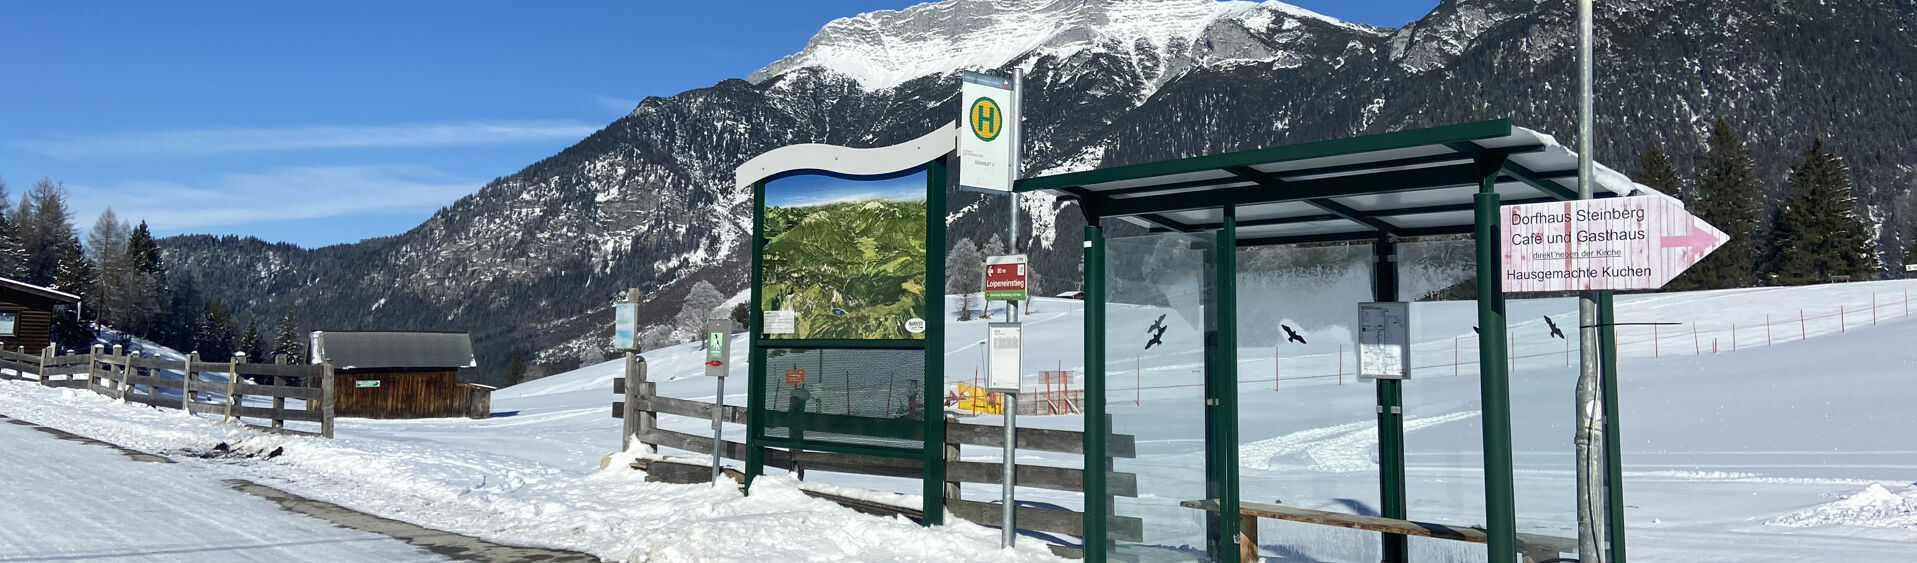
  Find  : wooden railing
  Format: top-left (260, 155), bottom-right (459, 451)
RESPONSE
top-left (1, 344), bottom-right (336, 438)
top-left (611, 360), bottom-right (1144, 552)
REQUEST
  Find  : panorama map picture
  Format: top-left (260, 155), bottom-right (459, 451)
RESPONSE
top-left (761, 170), bottom-right (929, 340)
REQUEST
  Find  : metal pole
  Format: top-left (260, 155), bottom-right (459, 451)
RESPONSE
top-left (712, 372), bottom-right (725, 486)
top-left (1574, 0), bottom-right (1610, 560)
top-left (1001, 67), bottom-right (1026, 549)
top-left (1599, 291), bottom-right (1627, 562)
top-left (1374, 237), bottom-right (1407, 563)
top-left (1003, 391), bottom-right (1017, 548)
top-left (1475, 158), bottom-right (1518, 562)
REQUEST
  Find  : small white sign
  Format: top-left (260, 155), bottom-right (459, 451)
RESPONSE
top-left (1358, 302), bottom-right (1411, 380)
top-left (904, 318), bottom-right (928, 334)
top-left (987, 323), bottom-right (1022, 392)
top-left (613, 302), bottom-right (639, 350)
top-left (958, 71), bottom-right (1017, 193)
top-left (1906, 264), bottom-right (1917, 273)
top-left (764, 310), bottom-right (797, 335)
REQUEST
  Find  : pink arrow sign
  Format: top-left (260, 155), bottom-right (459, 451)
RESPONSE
top-left (1502, 196), bottom-right (1728, 293)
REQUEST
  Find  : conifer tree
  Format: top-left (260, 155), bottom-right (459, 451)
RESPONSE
top-left (0, 174), bottom-right (24, 278)
top-left (504, 347), bottom-right (528, 387)
top-left (238, 321), bottom-right (265, 362)
top-left (21, 178), bottom-right (78, 286)
top-left (1763, 137), bottom-right (1879, 284)
top-left (1670, 119), bottom-right (1764, 290)
top-left (51, 238), bottom-right (98, 351)
top-left (124, 221), bottom-right (167, 338)
top-left (1637, 145), bottom-right (1684, 199)
top-left (271, 313), bottom-right (304, 363)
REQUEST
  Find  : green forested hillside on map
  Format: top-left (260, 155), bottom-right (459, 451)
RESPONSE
top-left (762, 199), bottom-right (927, 340)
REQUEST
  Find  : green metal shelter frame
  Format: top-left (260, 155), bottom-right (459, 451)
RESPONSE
top-left (1017, 119), bottom-right (1642, 562)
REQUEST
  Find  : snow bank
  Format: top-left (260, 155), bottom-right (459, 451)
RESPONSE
top-left (1769, 483), bottom-right (1917, 530)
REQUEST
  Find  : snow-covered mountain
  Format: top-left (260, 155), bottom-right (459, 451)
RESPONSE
top-left (161, 0), bottom-right (1917, 382)
top-left (750, 0), bottom-right (1385, 94)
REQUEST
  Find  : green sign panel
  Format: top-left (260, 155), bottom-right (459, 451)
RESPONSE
top-left (354, 380), bottom-right (381, 388)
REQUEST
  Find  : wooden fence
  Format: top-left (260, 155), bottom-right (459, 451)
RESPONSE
top-left (0, 344), bottom-right (336, 438)
top-left (611, 360), bottom-right (1143, 555)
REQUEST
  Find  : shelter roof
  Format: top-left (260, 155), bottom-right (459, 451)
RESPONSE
top-left (310, 331), bottom-right (477, 371)
top-left (1015, 119), bottom-right (1664, 245)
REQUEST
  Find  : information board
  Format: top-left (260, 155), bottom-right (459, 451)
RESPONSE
top-left (1358, 302), bottom-right (1410, 380)
top-left (958, 71), bottom-right (1016, 193)
top-left (704, 319), bottom-right (732, 378)
top-left (987, 323), bottom-right (1022, 392)
top-left (763, 310), bottom-right (797, 335)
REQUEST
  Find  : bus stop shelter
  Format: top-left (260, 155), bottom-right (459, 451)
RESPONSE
top-left (1015, 119), bottom-right (1648, 562)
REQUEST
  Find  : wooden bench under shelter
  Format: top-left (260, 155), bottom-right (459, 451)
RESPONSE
top-left (1183, 500), bottom-right (1578, 563)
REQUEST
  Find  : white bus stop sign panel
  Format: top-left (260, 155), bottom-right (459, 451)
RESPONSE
top-left (1501, 196), bottom-right (1729, 293)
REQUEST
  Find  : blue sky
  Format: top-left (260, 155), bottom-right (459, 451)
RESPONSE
top-left (0, 1), bottom-right (1435, 248)
top-left (767, 171), bottom-right (930, 209)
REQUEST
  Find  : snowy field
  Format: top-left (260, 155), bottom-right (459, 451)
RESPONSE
top-left (3, 280), bottom-right (1916, 561)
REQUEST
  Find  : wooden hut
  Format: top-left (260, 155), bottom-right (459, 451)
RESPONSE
top-left (309, 330), bottom-right (491, 419)
top-left (0, 277), bottom-right (81, 355)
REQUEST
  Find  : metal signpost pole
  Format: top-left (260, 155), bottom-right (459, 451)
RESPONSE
top-left (1002, 68), bottom-right (1025, 549)
top-left (706, 319), bottom-right (731, 486)
top-left (1574, 1), bottom-right (1610, 561)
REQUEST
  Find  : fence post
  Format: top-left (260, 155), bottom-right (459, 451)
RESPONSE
top-left (88, 344), bottom-right (102, 391)
top-left (226, 352), bottom-right (244, 422)
top-left (1841, 306), bottom-right (1847, 333)
top-left (1338, 344), bottom-right (1344, 385)
top-left (621, 354), bottom-right (651, 453)
top-left (112, 344), bottom-right (127, 402)
top-left (1872, 294), bottom-right (1878, 326)
top-left (1653, 324), bottom-right (1660, 357)
top-left (183, 352), bottom-right (198, 412)
top-left (1800, 310), bottom-right (1807, 341)
top-left (1691, 324), bottom-right (1699, 356)
top-left (39, 345), bottom-right (51, 387)
top-left (1765, 315), bottom-right (1772, 347)
top-left (1731, 324), bottom-right (1737, 351)
top-left (943, 415), bottom-right (962, 502)
top-left (320, 359), bottom-right (336, 438)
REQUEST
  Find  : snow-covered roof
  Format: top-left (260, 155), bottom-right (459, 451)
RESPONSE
top-left (1017, 119), bottom-right (1667, 245)
top-left (309, 331), bottom-right (478, 371)
top-left (0, 277), bottom-right (81, 304)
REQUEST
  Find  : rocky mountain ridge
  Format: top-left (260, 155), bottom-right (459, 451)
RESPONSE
top-left (160, 0), bottom-right (1917, 382)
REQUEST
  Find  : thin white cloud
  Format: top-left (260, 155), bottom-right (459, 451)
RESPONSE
top-left (15, 120), bottom-right (601, 160)
top-left (67, 165), bottom-right (478, 231)
top-left (592, 95), bottom-right (641, 115)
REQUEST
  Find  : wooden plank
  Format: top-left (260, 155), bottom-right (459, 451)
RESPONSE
top-left (243, 424), bottom-right (325, 438)
top-left (230, 382), bottom-right (322, 400)
top-left (946, 461), bottom-right (1139, 498)
top-left (123, 373), bottom-right (178, 391)
top-left (946, 498), bottom-right (1144, 543)
top-left (41, 365), bottom-right (89, 377)
top-left (232, 362), bottom-right (322, 378)
top-left (945, 421), bottom-right (1135, 458)
top-left (236, 406), bottom-right (325, 423)
top-left (42, 379), bottom-right (87, 389)
top-left (127, 356), bottom-right (181, 370)
top-left (1182, 500), bottom-right (1576, 554)
top-left (184, 402), bottom-right (229, 416)
top-left (640, 395), bottom-right (748, 425)
top-left (43, 355), bottom-right (91, 367)
top-left (0, 349), bottom-right (41, 364)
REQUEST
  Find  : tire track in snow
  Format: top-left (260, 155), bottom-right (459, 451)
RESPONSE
top-left (1241, 411), bottom-right (1479, 473)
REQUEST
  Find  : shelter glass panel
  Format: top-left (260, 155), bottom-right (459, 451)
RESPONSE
top-left (1505, 296), bottom-right (1579, 538)
top-left (1105, 231), bottom-right (1216, 562)
top-left (1397, 238), bottom-right (1492, 560)
top-left (758, 347), bottom-right (926, 451)
top-left (1236, 243), bottom-right (1382, 561)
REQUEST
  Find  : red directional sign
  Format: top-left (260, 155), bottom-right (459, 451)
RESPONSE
top-left (1501, 196), bottom-right (1729, 292)
top-left (984, 254), bottom-right (1028, 301)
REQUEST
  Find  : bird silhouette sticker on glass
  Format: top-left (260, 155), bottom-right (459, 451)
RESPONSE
top-left (1282, 324), bottom-right (1308, 345)
top-left (1145, 314), bottom-right (1169, 350)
